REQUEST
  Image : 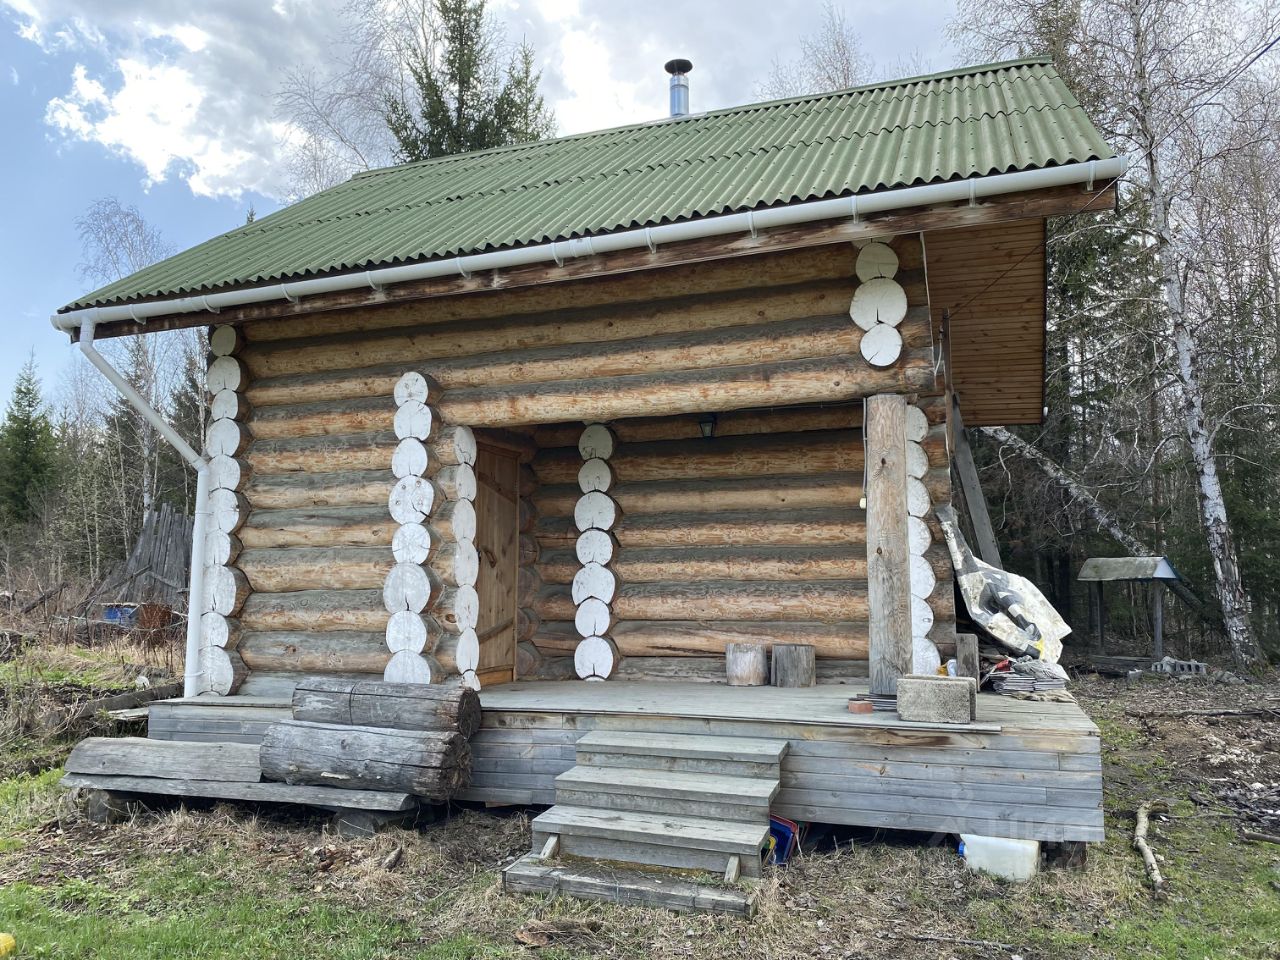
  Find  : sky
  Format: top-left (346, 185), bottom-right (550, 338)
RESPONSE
top-left (0, 0), bottom-right (958, 407)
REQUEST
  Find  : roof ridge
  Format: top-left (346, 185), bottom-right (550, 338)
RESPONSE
top-left (348, 57), bottom-right (1058, 184)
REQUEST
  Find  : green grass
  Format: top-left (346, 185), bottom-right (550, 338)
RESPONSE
top-left (0, 767), bottom-right (63, 848)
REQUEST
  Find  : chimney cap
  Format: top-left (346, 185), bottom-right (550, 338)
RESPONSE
top-left (664, 58), bottom-right (693, 76)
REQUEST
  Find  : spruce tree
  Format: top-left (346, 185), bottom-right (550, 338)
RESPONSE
top-left (0, 358), bottom-right (58, 524)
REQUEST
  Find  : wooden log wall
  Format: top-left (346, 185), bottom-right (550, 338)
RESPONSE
top-left (220, 236), bottom-right (952, 694)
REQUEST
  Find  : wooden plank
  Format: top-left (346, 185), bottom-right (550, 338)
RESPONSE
top-left (575, 730), bottom-right (788, 764)
top-left (60, 773), bottom-right (415, 811)
top-left (533, 805), bottom-right (770, 855)
top-left (950, 397), bottom-right (1002, 568)
top-left (65, 738), bottom-right (261, 782)
top-left (865, 395), bottom-right (912, 695)
top-left (556, 766), bottom-right (777, 803)
top-left (776, 786), bottom-right (1103, 827)
top-left (772, 800), bottom-right (1104, 843)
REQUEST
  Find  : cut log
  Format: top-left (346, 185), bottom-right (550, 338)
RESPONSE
top-left (909, 554), bottom-right (937, 600)
top-left (855, 242), bottom-right (898, 282)
top-left (577, 458), bottom-right (613, 493)
top-left (574, 635), bottom-right (618, 680)
top-left (539, 544), bottom-right (867, 585)
top-left (65, 737), bottom-right (259, 781)
top-left (383, 562), bottom-right (442, 614)
top-left (575, 529), bottom-right (617, 566)
top-left (392, 438), bottom-right (431, 479)
top-left (200, 611), bottom-right (238, 649)
top-left (571, 562), bottom-right (618, 605)
top-left (383, 651), bottom-right (446, 685)
top-left (435, 539), bottom-right (480, 589)
top-left (203, 529), bottom-right (242, 567)
top-left (392, 522), bottom-right (440, 565)
top-left (905, 404), bottom-right (929, 442)
top-left (908, 516), bottom-right (932, 555)
top-left (518, 566), bottom-right (542, 607)
top-left (437, 463), bottom-right (478, 502)
top-left (393, 371), bottom-right (438, 407)
top-left (520, 533), bottom-right (541, 566)
top-left (259, 718), bottom-right (470, 799)
top-left (912, 594), bottom-right (935, 638)
top-left (516, 639), bottom-right (542, 678)
top-left (850, 277), bottom-right (908, 330)
top-left (207, 454), bottom-right (247, 492)
top-left (210, 389), bottom-right (250, 422)
top-left (432, 425), bottom-right (477, 467)
top-left (386, 610), bottom-right (441, 654)
top-left (207, 355), bottom-right (245, 393)
top-left (574, 597), bottom-right (615, 638)
top-left (725, 642), bottom-right (768, 686)
top-left (772, 643), bottom-right (817, 687)
top-left (204, 565), bottom-right (250, 617)
top-left (393, 400), bottom-right (438, 442)
top-left (578, 423), bottom-right (615, 460)
top-left (574, 491), bottom-right (618, 532)
top-left (292, 678), bottom-right (481, 737)
top-left (858, 324), bottom-right (903, 368)
top-left (206, 646), bottom-right (248, 695)
top-left (237, 546), bottom-right (390, 592)
top-left (905, 441), bottom-right (929, 480)
top-left (388, 476), bottom-right (439, 525)
top-left (240, 588), bottom-right (386, 632)
top-left (436, 628), bottom-right (480, 675)
top-left (533, 619), bottom-right (872, 659)
top-left (538, 580), bottom-right (869, 623)
top-left (209, 324), bottom-right (242, 357)
top-left (435, 584), bottom-right (480, 632)
top-left (238, 630), bottom-right (391, 674)
top-left (206, 417), bottom-right (247, 458)
top-left (431, 498), bottom-right (477, 543)
top-left (209, 488), bottom-right (249, 534)
top-left (906, 476), bottom-right (930, 518)
top-left (912, 635), bottom-right (942, 674)
top-left (516, 607), bottom-right (541, 642)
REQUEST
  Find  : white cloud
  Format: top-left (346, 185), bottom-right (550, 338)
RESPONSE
top-left (8, 65), bottom-right (17, 85)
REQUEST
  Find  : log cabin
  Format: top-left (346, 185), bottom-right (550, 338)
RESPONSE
top-left (55, 58), bottom-right (1119, 902)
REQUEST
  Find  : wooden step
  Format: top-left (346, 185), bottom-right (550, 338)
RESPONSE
top-left (532, 805), bottom-right (768, 878)
top-left (555, 765), bottom-right (775, 821)
top-left (504, 853), bottom-right (755, 916)
top-left (574, 730), bottom-right (787, 778)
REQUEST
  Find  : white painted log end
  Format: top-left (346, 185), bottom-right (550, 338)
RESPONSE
top-left (206, 647), bottom-right (248, 695)
top-left (200, 611), bottom-right (237, 650)
top-left (436, 497), bottom-right (477, 543)
top-left (392, 522), bottom-right (438, 565)
top-left (912, 636), bottom-right (942, 675)
top-left (461, 670), bottom-right (481, 691)
top-left (906, 440), bottom-right (930, 480)
top-left (578, 423), bottom-right (615, 461)
top-left (907, 515), bottom-right (933, 556)
top-left (393, 400), bottom-right (437, 442)
top-left (575, 528), bottom-right (617, 566)
top-left (438, 584), bottom-right (480, 632)
top-left (850, 277), bottom-right (908, 331)
top-left (206, 355), bottom-right (245, 394)
top-left (574, 635), bottom-right (618, 680)
top-left (855, 241), bottom-right (899, 282)
top-left (383, 651), bottom-right (445, 685)
top-left (450, 539), bottom-right (480, 589)
top-left (911, 594), bottom-right (935, 637)
top-left (386, 610), bottom-right (430, 654)
top-left (393, 371), bottom-right (435, 407)
top-left (447, 462), bottom-right (478, 502)
top-left (906, 475), bottom-right (931, 518)
top-left (454, 628), bottom-right (480, 674)
top-left (209, 389), bottom-right (246, 422)
top-left (858, 324), bottom-right (904, 368)
top-left (203, 529), bottom-right (242, 568)
top-left (573, 490), bottom-right (618, 532)
top-left (208, 488), bottom-right (248, 534)
top-left (383, 562), bottom-right (439, 614)
top-left (910, 553), bottom-right (937, 600)
top-left (391, 438), bottom-right (430, 479)
top-left (571, 561), bottom-right (618, 605)
top-left (574, 597), bottom-right (614, 639)
top-left (207, 454), bottom-right (246, 492)
top-left (205, 418), bottom-right (246, 458)
top-left (577, 458), bottom-right (613, 493)
top-left (389, 476), bottom-right (438, 525)
top-left (905, 404), bottom-right (929, 443)
top-left (209, 324), bottom-right (241, 358)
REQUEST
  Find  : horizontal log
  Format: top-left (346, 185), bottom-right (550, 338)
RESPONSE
top-left (536, 579), bottom-right (868, 622)
top-left (239, 589), bottom-right (386, 632)
top-left (238, 546), bottom-right (390, 592)
top-left (535, 473), bottom-right (861, 518)
top-left (533, 620), bottom-right (870, 659)
top-left (435, 352), bottom-right (936, 428)
top-left (246, 469), bottom-right (388, 510)
top-left (238, 630), bottom-right (390, 674)
top-left (538, 545), bottom-right (863, 583)
top-left (260, 719), bottom-right (470, 799)
top-left (250, 396), bottom-right (388, 440)
top-left (533, 430), bottom-right (864, 485)
top-left (293, 678), bottom-right (481, 737)
top-left (247, 432), bottom-right (396, 474)
top-left (237, 506), bottom-right (394, 549)
top-left (537, 509), bottom-right (865, 548)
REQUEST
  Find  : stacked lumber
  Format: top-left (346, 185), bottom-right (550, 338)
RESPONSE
top-left (259, 678), bottom-right (476, 799)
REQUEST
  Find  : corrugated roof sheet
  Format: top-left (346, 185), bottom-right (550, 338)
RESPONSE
top-left (63, 58), bottom-right (1114, 311)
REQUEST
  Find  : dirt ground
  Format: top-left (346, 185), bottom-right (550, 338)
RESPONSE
top-left (1, 669), bottom-right (1278, 959)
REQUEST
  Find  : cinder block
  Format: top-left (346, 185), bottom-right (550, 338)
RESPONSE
top-left (895, 675), bottom-right (976, 724)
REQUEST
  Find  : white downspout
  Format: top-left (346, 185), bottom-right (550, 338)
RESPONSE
top-left (77, 320), bottom-right (210, 698)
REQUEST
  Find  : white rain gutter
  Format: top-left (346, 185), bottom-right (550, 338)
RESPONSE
top-left (77, 320), bottom-right (210, 698)
top-left (50, 156), bottom-right (1128, 335)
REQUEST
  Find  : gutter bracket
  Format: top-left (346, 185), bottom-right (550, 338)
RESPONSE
top-left (747, 210), bottom-right (758, 238)
top-left (644, 227), bottom-right (657, 254)
top-left (281, 283), bottom-right (301, 304)
top-left (968, 180), bottom-right (978, 207)
top-left (551, 241), bottom-right (565, 267)
top-left (1085, 159), bottom-right (1097, 192)
top-left (848, 195), bottom-right (860, 223)
top-left (455, 256), bottom-right (471, 279)
top-left (200, 296), bottom-right (220, 314)
top-left (365, 271), bottom-right (384, 292)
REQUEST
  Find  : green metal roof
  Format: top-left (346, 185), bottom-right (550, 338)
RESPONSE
top-left (64, 58), bottom-right (1114, 311)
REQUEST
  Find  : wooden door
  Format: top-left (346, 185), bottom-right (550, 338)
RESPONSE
top-left (473, 441), bottom-right (519, 685)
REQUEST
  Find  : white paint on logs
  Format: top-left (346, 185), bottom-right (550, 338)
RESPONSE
top-left (858, 324), bottom-right (903, 368)
top-left (446, 462), bottom-right (478, 502)
top-left (383, 650), bottom-right (444, 685)
top-left (393, 371), bottom-right (430, 407)
top-left (578, 423), bottom-right (615, 460)
top-left (437, 498), bottom-right (477, 542)
top-left (575, 529), bottom-right (617, 566)
top-left (206, 647), bottom-right (246, 695)
top-left (442, 584), bottom-right (480, 631)
top-left (577, 458), bottom-right (613, 493)
top-left (906, 476), bottom-right (931, 518)
top-left (392, 438), bottom-right (429, 479)
top-left (574, 635), bottom-right (618, 680)
top-left (208, 488), bottom-right (246, 534)
top-left (203, 529), bottom-right (241, 567)
top-left (574, 490), bottom-right (618, 532)
top-left (204, 565), bottom-right (248, 616)
top-left (209, 389), bottom-right (244, 422)
top-left (389, 475), bottom-right (437, 525)
top-left (205, 418), bottom-right (245, 458)
top-left (209, 325), bottom-right (240, 357)
top-left (912, 635), bottom-right (942, 675)
top-left (200, 611), bottom-right (235, 649)
top-left (393, 400), bottom-right (436, 441)
top-left (206, 356), bottom-right (245, 393)
top-left (905, 405), bottom-right (929, 443)
top-left (383, 562), bottom-right (438, 613)
top-left (436, 425), bottom-right (477, 466)
top-left (574, 597), bottom-right (613, 638)
top-left (907, 515), bottom-right (932, 556)
top-left (571, 561), bottom-right (618, 605)
top-left (855, 241), bottom-right (899, 282)
top-left (906, 441), bottom-right (929, 479)
top-left (386, 610), bottom-right (429, 653)
top-left (460, 670), bottom-right (481, 691)
top-left (850, 277), bottom-right (908, 330)
top-left (911, 594), bottom-right (935, 637)
top-left (392, 522), bottom-right (438, 564)
top-left (910, 553), bottom-right (937, 600)
top-left (453, 540), bottom-right (480, 588)
top-left (454, 628), bottom-right (480, 674)
top-left (207, 454), bottom-right (244, 492)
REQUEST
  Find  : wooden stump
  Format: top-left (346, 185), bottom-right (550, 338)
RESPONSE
top-left (725, 642), bottom-right (768, 686)
top-left (956, 633), bottom-right (981, 681)
top-left (771, 643), bottom-right (816, 688)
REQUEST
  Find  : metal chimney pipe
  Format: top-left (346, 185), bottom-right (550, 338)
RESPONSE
top-left (665, 58), bottom-right (692, 117)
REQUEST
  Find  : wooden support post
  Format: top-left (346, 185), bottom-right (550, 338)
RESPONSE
top-left (865, 394), bottom-right (912, 697)
top-left (1152, 582), bottom-right (1164, 661)
top-left (1093, 582), bottom-right (1106, 652)
top-left (955, 633), bottom-right (980, 681)
top-left (950, 396), bottom-right (1002, 569)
